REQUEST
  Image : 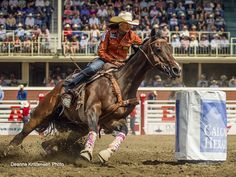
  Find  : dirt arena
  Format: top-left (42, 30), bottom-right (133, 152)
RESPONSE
top-left (0, 135), bottom-right (236, 177)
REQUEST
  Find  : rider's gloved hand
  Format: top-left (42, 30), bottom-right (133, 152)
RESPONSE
top-left (113, 61), bottom-right (125, 67)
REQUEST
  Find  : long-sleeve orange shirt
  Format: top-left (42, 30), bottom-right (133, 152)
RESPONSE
top-left (98, 29), bottom-right (142, 62)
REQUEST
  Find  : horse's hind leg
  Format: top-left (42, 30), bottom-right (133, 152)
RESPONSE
top-left (8, 83), bottom-right (63, 149)
top-left (98, 119), bottom-right (128, 163)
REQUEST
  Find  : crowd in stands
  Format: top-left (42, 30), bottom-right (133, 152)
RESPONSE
top-left (63, 0), bottom-right (228, 54)
top-left (0, 0), bottom-right (53, 52)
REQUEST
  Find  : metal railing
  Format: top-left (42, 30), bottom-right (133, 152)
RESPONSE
top-left (0, 31), bottom-right (235, 57)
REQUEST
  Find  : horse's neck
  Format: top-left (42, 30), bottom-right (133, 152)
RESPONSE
top-left (115, 48), bottom-right (150, 99)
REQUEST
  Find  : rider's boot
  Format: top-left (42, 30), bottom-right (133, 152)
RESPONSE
top-left (62, 67), bottom-right (95, 108)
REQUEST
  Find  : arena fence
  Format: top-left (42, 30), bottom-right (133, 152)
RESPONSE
top-left (1, 87), bottom-right (236, 135)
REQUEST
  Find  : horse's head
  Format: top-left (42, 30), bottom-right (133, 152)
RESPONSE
top-left (141, 29), bottom-right (181, 78)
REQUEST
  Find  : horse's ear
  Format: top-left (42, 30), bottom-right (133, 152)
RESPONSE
top-left (150, 29), bottom-right (162, 40)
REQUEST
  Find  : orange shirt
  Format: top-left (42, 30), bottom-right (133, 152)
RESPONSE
top-left (98, 29), bottom-right (142, 62)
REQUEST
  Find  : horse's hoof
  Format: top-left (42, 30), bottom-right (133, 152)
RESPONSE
top-left (80, 150), bottom-right (92, 162)
top-left (98, 149), bottom-right (112, 163)
top-left (3, 145), bottom-right (14, 156)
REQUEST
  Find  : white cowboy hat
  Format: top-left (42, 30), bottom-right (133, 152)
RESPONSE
top-left (22, 101), bottom-right (29, 107)
top-left (109, 11), bottom-right (139, 25)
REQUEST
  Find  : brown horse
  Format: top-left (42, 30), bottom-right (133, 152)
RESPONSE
top-left (6, 32), bottom-right (181, 163)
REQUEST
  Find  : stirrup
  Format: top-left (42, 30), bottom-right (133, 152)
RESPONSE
top-left (61, 93), bottom-right (72, 108)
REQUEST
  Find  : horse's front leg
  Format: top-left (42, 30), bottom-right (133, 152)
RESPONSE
top-left (80, 103), bottom-right (101, 162)
top-left (98, 120), bottom-right (128, 163)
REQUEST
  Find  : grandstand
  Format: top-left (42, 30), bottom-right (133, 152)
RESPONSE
top-left (0, 0), bottom-right (236, 88)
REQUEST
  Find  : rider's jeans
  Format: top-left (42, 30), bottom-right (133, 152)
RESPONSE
top-left (87, 58), bottom-right (105, 73)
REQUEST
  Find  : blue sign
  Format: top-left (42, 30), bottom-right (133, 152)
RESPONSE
top-left (200, 100), bottom-right (227, 153)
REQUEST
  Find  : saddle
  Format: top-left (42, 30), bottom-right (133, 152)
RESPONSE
top-left (61, 63), bottom-right (118, 108)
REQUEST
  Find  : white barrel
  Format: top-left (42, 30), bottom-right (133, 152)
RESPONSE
top-left (175, 90), bottom-right (227, 161)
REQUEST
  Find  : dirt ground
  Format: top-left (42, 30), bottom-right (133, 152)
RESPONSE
top-left (0, 135), bottom-right (236, 177)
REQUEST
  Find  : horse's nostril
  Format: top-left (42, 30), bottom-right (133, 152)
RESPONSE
top-left (172, 67), bottom-right (180, 76)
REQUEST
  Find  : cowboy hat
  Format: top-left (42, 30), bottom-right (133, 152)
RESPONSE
top-left (22, 101), bottom-right (29, 108)
top-left (109, 11), bottom-right (139, 25)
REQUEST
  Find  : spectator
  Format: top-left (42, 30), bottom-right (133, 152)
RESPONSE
top-left (129, 107), bottom-right (137, 135)
top-left (180, 35), bottom-right (190, 51)
top-left (171, 34), bottom-right (181, 50)
top-left (218, 75), bottom-right (228, 87)
top-left (0, 86), bottom-right (4, 100)
top-left (197, 74), bottom-right (208, 87)
top-left (25, 13), bottom-right (35, 28)
top-left (0, 24), bottom-right (6, 41)
top-left (17, 84), bottom-right (27, 100)
top-left (71, 35), bottom-right (79, 54)
top-left (209, 80), bottom-right (219, 88)
top-left (153, 75), bottom-right (164, 87)
top-left (210, 33), bottom-right (221, 49)
top-left (0, 76), bottom-right (8, 86)
top-left (229, 77), bottom-right (236, 87)
top-left (89, 14), bottom-right (100, 28)
top-left (15, 23), bottom-right (25, 40)
top-left (189, 35), bottom-right (198, 48)
top-left (180, 25), bottom-right (189, 38)
top-left (6, 14), bottom-right (16, 30)
top-left (0, 12), bottom-right (6, 26)
top-left (22, 101), bottom-right (30, 124)
top-left (199, 34), bottom-right (209, 48)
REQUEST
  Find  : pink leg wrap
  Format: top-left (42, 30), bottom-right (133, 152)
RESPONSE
top-left (85, 131), bottom-right (97, 149)
top-left (108, 132), bottom-right (126, 152)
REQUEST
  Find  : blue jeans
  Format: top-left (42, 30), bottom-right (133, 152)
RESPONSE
top-left (87, 58), bottom-right (105, 73)
top-left (66, 58), bottom-right (105, 89)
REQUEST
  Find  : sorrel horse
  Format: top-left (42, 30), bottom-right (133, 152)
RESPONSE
top-left (6, 31), bottom-right (181, 163)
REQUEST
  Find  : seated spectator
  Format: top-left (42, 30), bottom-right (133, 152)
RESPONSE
top-left (153, 75), bottom-right (164, 87)
top-left (71, 35), bottom-right (79, 54)
top-left (25, 13), bottom-right (35, 28)
top-left (229, 77), bottom-right (236, 87)
top-left (0, 86), bottom-right (4, 100)
top-left (15, 23), bottom-right (25, 40)
top-left (14, 36), bottom-right (21, 52)
top-left (0, 76), bottom-right (8, 86)
top-left (23, 36), bottom-right (31, 52)
top-left (171, 34), bottom-right (181, 49)
top-left (199, 34), bottom-right (209, 48)
top-left (161, 24), bottom-right (169, 41)
top-left (63, 36), bottom-right (71, 54)
top-left (180, 35), bottom-right (190, 51)
top-left (34, 13), bottom-right (43, 27)
top-left (180, 25), bottom-right (189, 38)
top-left (64, 5), bottom-right (73, 17)
top-left (209, 80), bottom-right (219, 88)
top-left (71, 13), bottom-right (82, 29)
top-left (97, 5), bottom-right (108, 19)
top-left (15, 11), bottom-right (24, 25)
top-left (189, 24), bottom-right (198, 38)
top-left (6, 14), bottom-right (16, 30)
top-left (210, 33), bottom-right (221, 49)
top-left (0, 24), bottom-right (6, 41)
top-left (197, 74), bottom-right (208, 87)
top-left (219, 75), bottom-right (228, 87)
top-left (220, 34), bottom-right (229, 49)
top-left (89, 14), bottom-right (100, 28)
top-left (80, 34), bottom-right (89, 52)
top-left (189, 35), bottom-right (198, 48)
top-left (0, 12), bottom-right (6, 26)
top-left (169, 13), bottom-right (178, 31)
top-left (64, 23), bottom-right (72, 40)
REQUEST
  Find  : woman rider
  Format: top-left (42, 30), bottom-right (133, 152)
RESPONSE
top-left (64, 11), bottom-right (142, 92)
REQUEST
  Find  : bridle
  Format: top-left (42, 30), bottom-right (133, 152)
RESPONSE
top-left (139, 37), bottom-right (171, 70)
